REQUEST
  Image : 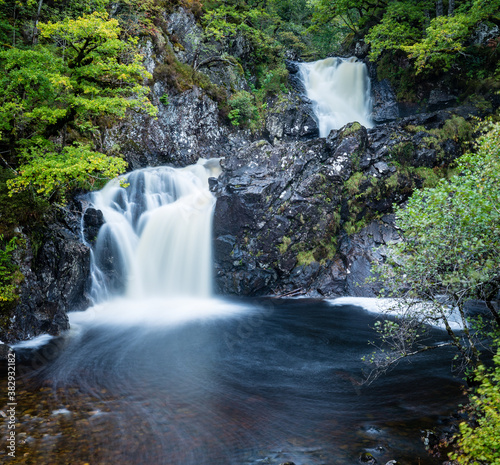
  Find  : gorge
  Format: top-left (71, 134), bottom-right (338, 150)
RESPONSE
top-left (1, 50), bottom-right (479, 464)
top-left (0, 3), bottom-right (499, 464)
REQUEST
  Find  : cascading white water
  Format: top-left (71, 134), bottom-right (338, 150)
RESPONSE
top-left (71, 158), bottom-right (245, 327)
top-left (89, 159), bottom-right (220, 302)
top-left (299, 57), bottom-right (373, 137)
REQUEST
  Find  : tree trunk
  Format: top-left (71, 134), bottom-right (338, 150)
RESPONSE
top-left (448, 0), bottom-right (455, 16)
top-left (32, 0), bottom-right (44, 45)
top-left (424, 9), bottom-right (430, 28)
top-left (436, 0), bottom-right (443, 17)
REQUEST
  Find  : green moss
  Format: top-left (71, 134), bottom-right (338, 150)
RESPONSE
top-left (339, 121), bottom-right (362, 140)
top-left (344, 172), bottom-right (366, 196)
top-left (384, 173), bottom-right (399, 189)
top-left (389, 141), bottom-right (415, 166)
top-left (344, 219), bottom-right (369, 236)
top-left (278, 236), bottom-right (291, 254)
top-left (297, 250), bottom-right (315, 266)
top-left (414, 167), bottom-right (441, 188)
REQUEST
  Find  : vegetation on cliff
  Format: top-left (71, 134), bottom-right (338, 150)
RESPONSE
top-left (0, 0), bottom-right (498, 460)
top-left (367, 119), bottom-right (500, 463)
top-left (371, 119), bottom-right (500, 369)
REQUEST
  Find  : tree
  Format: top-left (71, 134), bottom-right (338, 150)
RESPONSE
top-left (368, 120), bottom-right (500, 379)
top-left (309, 0), bottom-right (388, 34)
top-left (0, 12), bottom-right (156, 200)
top-left (366, 0), bottom-right (500, 73)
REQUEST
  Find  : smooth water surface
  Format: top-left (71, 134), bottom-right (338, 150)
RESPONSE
top-left (5, 298), bottom-right (463, 465)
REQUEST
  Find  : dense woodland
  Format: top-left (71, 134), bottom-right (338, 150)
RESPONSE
top-left (0, 0), bottom-right (499, 463)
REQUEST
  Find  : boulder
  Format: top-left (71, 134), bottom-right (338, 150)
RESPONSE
top-left (1, 207), bottom-right (91, 344)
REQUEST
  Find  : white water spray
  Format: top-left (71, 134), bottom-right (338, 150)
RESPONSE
top-left (70, 158), bottom-right (248, 327)
top-left (89, 158), bottom-right (221, 301)
top-left (299, 57), bottom-right (373, 137)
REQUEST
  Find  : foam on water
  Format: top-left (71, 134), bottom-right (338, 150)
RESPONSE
top-left (328, 297), bottom-right (464, 331)
top-left (68, 297), bottom-right (250, 328)
top-left (12, 333), bottom-right (54, 349)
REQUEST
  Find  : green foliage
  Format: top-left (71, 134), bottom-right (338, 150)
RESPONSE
top-left (38, 12), bottom-right (156, 119)
top-left (7, 143), bottom-right (128, 201)
top-left (0, 12), bottom-right (155, 202)
top-left (405, 0), bottom-right (500, 74)
top-left (372, 120), bottom-right (500, 371)
top-left (365, 1), bottom-right (429, 61)
top-left (255, 63), bottom-right (289, 101)
top-left (365, 0), bottom-right (500, 75)
top-left (159, 94), bottom-right (170, 106)
top-left (0, 168), bottom-right (49, 236)
top-left (200, 0), bottom-right (323, 104)
top-left (309, 0), bottom-right (375, 34)
top-left (0, 235), bottom-right (23, 314)
top-left (228, 90), bottom-right (260, 128)
top-left (451, 347), bottom-right (500, 464)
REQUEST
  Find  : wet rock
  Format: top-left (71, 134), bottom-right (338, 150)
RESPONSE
top-left (428, 89), bottom-right (458, 112)
top-left (213, 106), bottom-right (479, 297)
top-left (472, 22), bottom-right (499, 46)
top-left (213, 120), bottom-right (405, 297)
top-left (0, 343), bottom-right (11, 360)
top-left (286, 60), bottom-right (307, 94)
top-left (82, 207), bottom-right (104, 245)
top-left (104, 86), bottom-right (232, 169)
top-left (2, 206), bottom-right (91, 344)
top-left (371, 79), bottom-right (399, 124)
top-left (374, 161), bottom-right (390, 174)
top-left (354, 41), bottom-right (370, 58)
top-left (265, 93), bottom-right (319, 141)
top-left (166, 8), bottom-right (202, 63)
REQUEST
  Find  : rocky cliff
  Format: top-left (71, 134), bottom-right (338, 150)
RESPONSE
top-left (212, 103), bottom-right (483, 297)
top-left (1, 7), bottom-right (495, 346)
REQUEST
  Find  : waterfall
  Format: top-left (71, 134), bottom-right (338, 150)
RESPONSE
top-left (88, 158), bottom-right (221, 302)
top-left (299, 57), bottom-right (373, 137)
top-left (73, 158), bottom-right (245, 327)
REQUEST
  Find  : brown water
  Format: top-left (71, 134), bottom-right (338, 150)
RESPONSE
top-left (1, 298), bottom-right (464, 464)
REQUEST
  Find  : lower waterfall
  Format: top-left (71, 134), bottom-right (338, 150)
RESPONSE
top-left (75, 158), bottom-right (244, 326)
top-left (299, 57), bottom-right (373, 137)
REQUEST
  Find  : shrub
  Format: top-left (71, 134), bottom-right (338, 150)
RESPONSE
top-left (228, 90), bottom-right (259, 127)
top-left (451, 346), bottom-right (500, 465)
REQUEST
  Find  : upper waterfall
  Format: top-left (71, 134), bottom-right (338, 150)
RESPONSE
top-left (299, 57), bottom-right (373, 137)
top-left (87, 158), bottom-right (221, 303)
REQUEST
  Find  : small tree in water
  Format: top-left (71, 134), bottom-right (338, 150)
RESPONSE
top-left (366, 120), bottom-right (500, 382)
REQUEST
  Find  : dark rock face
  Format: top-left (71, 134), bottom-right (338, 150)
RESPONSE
top-left (213, 106), bottom-right (475, 297)
top-left (285, 59), bottom-right (307, 95)
top-left (428, 89), bottom-right (458, 111)
top-left (265, 94), bottom-right (319, 141)
top-left (3, 207), bottom-right (91, 344)
top-left (371, 79), bottom-right (399, 124)
top-left (104, 86), bottom-right (233, 169)
top-left (82, 207), bottom-right (104, 245)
